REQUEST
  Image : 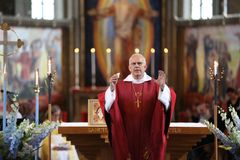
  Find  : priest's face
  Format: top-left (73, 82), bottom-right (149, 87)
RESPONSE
top-left (128, 54), bottom-right (147, 79)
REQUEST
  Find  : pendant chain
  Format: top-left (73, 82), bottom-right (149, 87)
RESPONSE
top-left (132, 83), bottom-right (143, 108)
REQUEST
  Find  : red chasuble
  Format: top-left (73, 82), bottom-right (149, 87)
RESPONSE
top-left (98, 80), bottom-right (176, 160)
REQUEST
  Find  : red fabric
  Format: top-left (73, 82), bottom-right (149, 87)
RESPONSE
top-left (98, 80), bottom-right (176, 160)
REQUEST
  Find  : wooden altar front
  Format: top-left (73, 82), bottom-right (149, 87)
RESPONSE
top-left (58, 122), bottom-right (211, 160)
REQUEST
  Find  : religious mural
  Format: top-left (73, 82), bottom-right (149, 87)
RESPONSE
top-left (184, 25), bottom-right (240, 99)
top-left (0, 27), bottom-right (62, 99)
top-left (85, 0), bottom-right (162, 86)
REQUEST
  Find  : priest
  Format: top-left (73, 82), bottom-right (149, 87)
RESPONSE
top-left (98, 53), bottom-right (176, 160)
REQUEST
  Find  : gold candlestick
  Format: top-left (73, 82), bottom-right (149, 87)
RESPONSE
top-left (208, 60), bottom-right (224, 160)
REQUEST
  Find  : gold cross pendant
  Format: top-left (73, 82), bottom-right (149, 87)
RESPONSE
top-left (135, 99), bottom-right (141, 108)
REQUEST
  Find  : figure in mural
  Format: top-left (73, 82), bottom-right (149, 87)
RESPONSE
top-left (218, 42), bottom-right (231, 96)
top-left (237, 63), bottom-right (240, 88)
top-left (235, 32), bottom-right (240, 89)
top-left (203, 35), bottom-right (231, 97)
top-left (203, 35), bottom-right (214, 94)
top-left (88, 0), bottom-right (158, 77)
top-left (185, 34), bottom-right (199, 92)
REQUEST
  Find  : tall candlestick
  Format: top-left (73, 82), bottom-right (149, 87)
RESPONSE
top-left (2, 63), bottom-right (7, 130)
top-left (106, 48), bottom-right (111, 78)
top-left (213, 60), bottom-right (219, 160)
top-left (47, 57), bottom-right (52, 75)
top-left (214, 61), bottom-right (218, 76)
top-left (47, 60), bottom-right (53, 160)
top-left (35, 68), bottom-right (39, 125)
top-left (90, 48), bottom-right (96, 88)
top-left (150, 48), bottom-right (155, 77)
top-left (164, 48), bottom-right (168, 76)
top-left (35, 94), bottom-right (39, 125)
top-left (34, 68), bottom-right (40, 160)
top-left (74, 48), bottom-right (80, 87)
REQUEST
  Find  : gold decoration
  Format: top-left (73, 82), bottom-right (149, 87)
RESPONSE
top-left (33, 85), bottom-right (40, 93)
top-left (17, 39), bottom-right (24, 48)
top-left (0, 22), bottom-right (24, 56)
top-left (0, 22), bottom-right (11, 31)
top-left (208, 66), bottom-right (224, 81)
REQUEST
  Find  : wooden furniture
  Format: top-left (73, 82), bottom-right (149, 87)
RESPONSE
top-left (58, 122), bottom-right (211, 160)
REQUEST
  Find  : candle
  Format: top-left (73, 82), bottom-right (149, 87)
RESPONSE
top-left (74, 48), bottom-right (80, 87)
top-left (106, 48), bottom-right (111, 77)
top-left (35, 69), bottom-right (39, 86)
top-left (214, 61), bottom-right (218, 76)
top-left (90, 48), bottom-right (96, 87)
top-left (3, 63), bottom-right (6, 75)
top-left (2, 63), bottom-right (7, 130)
top-left (47, 57), bottom-right (52, 75)
top-left (150, 48), bottom-right (155, 77)
top-left (135, 48), bottom-right (140, 54)
top-left (35, 92), bottom-right (39, 126)
top-left (163, 48), bottom-right (168, 76)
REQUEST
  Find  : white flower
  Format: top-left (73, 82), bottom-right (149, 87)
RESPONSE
top-left (203, 106), bottom-right (240, 158)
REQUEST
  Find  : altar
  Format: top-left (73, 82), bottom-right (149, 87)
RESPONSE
top-left (58, 122), bottom-right (210, 160)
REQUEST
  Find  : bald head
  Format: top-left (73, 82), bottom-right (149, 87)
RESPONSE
top-left (129, 53), bottom-right (146, 65)
top-left (128, 53), bottom-right (147, 79)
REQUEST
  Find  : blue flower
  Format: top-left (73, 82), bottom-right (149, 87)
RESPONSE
top-left (0, 94), bottom-right (58, 159)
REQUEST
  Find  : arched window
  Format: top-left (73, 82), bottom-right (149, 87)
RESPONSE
top-left (31, 0), bottom-right (54, 20)
top-left (191, 0), bottom-right (213, 19)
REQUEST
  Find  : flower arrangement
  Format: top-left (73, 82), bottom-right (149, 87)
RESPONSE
top-left (203, 106), bottom-right (240, 160)
top-left (0, 93), bottom-right (58, 160)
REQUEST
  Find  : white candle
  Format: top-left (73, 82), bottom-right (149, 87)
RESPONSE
top-left (151, 48), bottom-right (155, 77)
top-left (35, 68), bottom-right (39, 86)
top-left (47, 57), bottom-right (52, 75)
top-left (74, 48), bottom-right (80, 86)
top-left (106, 48), bottom-right (111, 77)
top-left (2, 63), bottom-right (7, 130)
top-left (214, 61), bottom-right (218, 76)
top-left (164, 48), bottom-right (168, 76)
top-left (3, 63), bottom-right (6, 76)
top-left (90, 48), bottom-right (96, 87)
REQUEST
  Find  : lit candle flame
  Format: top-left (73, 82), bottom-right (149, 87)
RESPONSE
top-left (164, 48), bottom-right (168, 54)
top-left (106, 48), bottom-right (111, 54)
top-left (151, 48), bottom-right (155, 54)
top-left (90, 48), bottom-right (96, 53)
top-left (135, 48), bottom-right (140, 54)
top-left (74, 48), bottom-right (79, 54)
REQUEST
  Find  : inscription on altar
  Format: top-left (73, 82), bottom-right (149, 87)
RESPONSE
top-left (169, 128), bottom-right (182, 134)
top-left (88, 127), bottom-right (108, 133)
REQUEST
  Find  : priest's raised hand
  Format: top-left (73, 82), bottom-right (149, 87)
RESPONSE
top-left (109, 73), bottom-right (120, 92)
top-left (155, 70), bottom-right (167, 91)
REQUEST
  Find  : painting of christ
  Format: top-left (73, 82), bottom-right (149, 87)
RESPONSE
top-left (85, 0), bottom-right (162, 85)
